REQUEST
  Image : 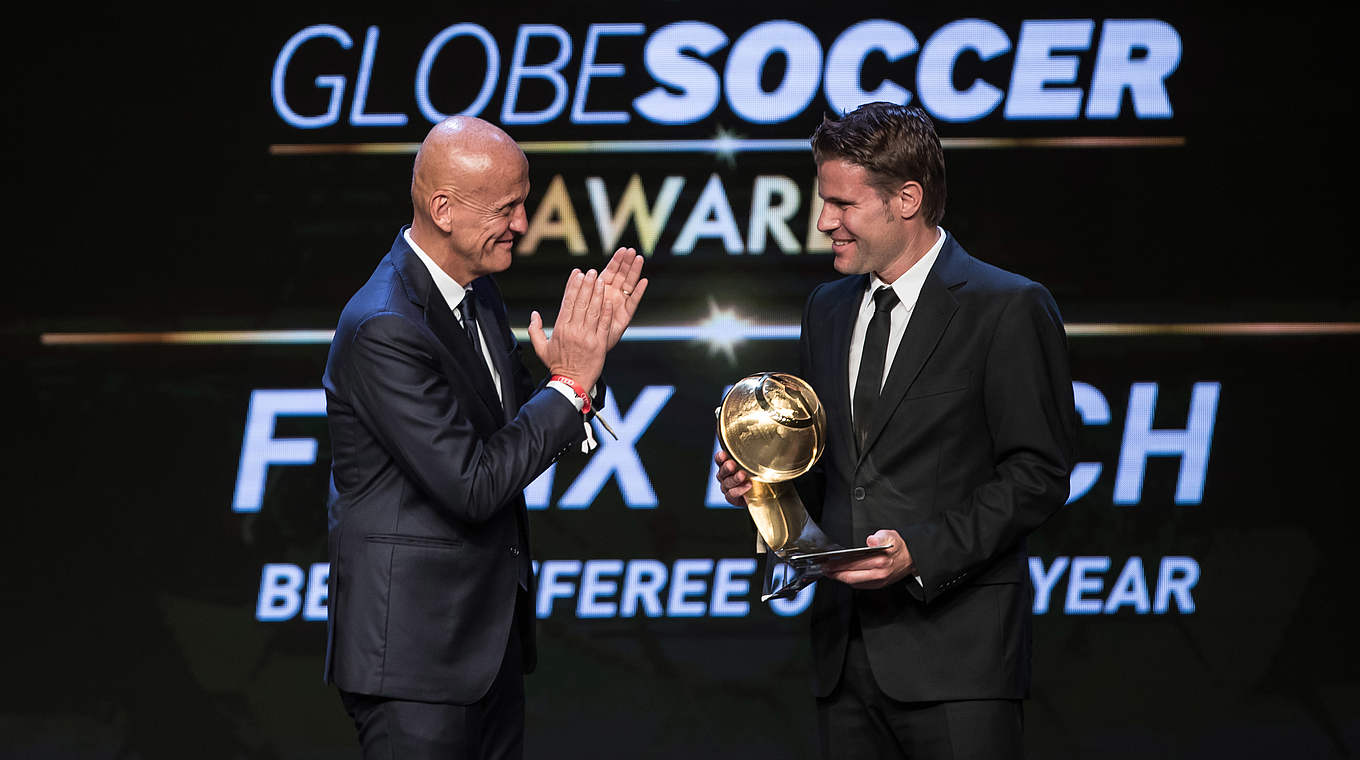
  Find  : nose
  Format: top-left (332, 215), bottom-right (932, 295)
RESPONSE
top-left (509, 203), bottom-right (528, 235)
top-left (816, 200), bottom-right (838, 234)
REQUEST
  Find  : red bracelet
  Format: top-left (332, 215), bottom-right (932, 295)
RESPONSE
top-left (549, 374), bottom-right (592, 415)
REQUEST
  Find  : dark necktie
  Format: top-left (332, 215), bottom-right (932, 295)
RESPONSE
top-left (853, 286), bottom-right (899, 452)
top-left (458, 287), bottom-right (483, 359)
top-left (462, 287), bottom-right (527, 586)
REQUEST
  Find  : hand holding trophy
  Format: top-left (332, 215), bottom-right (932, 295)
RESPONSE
top-left (714, 372), bottom-right (890, 601)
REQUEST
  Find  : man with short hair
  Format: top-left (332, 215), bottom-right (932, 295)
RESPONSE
top-left (323, 116), bottom-right (646, 759)
top-left (717, 102), bottom-right (1077, 759)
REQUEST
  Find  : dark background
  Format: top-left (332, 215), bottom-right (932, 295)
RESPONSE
top-left (4, 3), bottom-right (1357, 758)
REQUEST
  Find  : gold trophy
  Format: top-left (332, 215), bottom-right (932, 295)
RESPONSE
top-left (716, 372), bottom-right (889, 601)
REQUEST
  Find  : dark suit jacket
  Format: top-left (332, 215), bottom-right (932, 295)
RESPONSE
top-left (322, 228), bottom-right (584, 704)
top-left (795, 234), bottom-right (1077, 703)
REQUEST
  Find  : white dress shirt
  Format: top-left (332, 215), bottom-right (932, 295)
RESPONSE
top-left (406, 229), bottom-right (505, 402)
top-left (844, 227), bottom-right (945, 585)
top-left (847, 227), bottom-right (948, 412)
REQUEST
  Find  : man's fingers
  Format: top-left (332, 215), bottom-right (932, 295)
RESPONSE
top-left (623, 253), bottom-right (645, 290)
top-left (597, 291), bottom-right (614, 339)
top-left (601, 247), bottom-right (627, 284)
top-left (528, 311), bottom-right (548, 360)
top-left (825, 555), bottom-right (888, 574)
top-left (558, 269), bottom-right (583, 326)
top-left (717, 460), bottom-right (748, 482)
top-left (724, 469), bottom-right (747, 485)
top-left (623, 278), bottom-right (649, 318)
top-left (826, 568), bottom-right (883, 588)
top-left (573, 269), bottom-right (598, 323)
top-left (583, 271), bottom-right (605, 323)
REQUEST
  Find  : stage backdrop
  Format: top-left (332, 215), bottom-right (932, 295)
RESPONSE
top-left (6, 2), bottom-right (1357, 758)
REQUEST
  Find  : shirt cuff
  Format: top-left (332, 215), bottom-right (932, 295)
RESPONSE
top-left (546, 380), bottom-right (598, 453)
top-left (547, 380), bottom-right (586, 412)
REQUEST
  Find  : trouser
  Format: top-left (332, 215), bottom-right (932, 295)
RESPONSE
top-left (340, 608), bottom-right (526, 759)
top-left (816, 616), bottom-right (1024, 760)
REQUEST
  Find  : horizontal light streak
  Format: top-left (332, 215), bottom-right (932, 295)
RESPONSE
top-left (1064, 322), bottom-right (1360, 336)
top-left (39, 322), bottom-right (1360, 346)
top-left (40, 330), bottom-right (338, 346)
top-left (268, 136), bottom-right (1185, 157)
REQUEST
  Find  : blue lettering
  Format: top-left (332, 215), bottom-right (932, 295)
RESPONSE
top-left (667, 559), bottom-right (712, 617)
top-left (502, 24), bottom-right (573, 125)
top-left (823, 20), bottom-right (916, 115)
top-left (572, 24), bottom-right (645, 124)
top-left (1154, 556), bottom-right (1199, 613)
top-left (1103, 556), bottom-right (1150, 613)
top-left (634, 22), bottom-right (727, 125)
top-left (233, 390), bottom-right (327, 513)
top-left (577, 559), bottom-right (625, 618)
top-left (559, 386), bottom-right (673, 509)
top-left (271, 25), bottom-right (353, 129)
top-left (724, 21), bottom-right (822, 125)
top-left (1005, 20), bottom-right (1095, 119)
top-left (416, 24), bottom-right (499, 122)
top-left (1114, 382), bottom-right (1220, 505)
top-left (1087, 19), bottom-right (1181, 119)
top-left (918, 19), bottom-right (1009, 122)
top-left (620, 559), bottom-right (668, 617)
top-left (1068, 381), bottom-right (1112, 504)
top-left (256, 563), bottom-right (304, 621)
top-left (1064, 556), bottom-right (1110, 614)
top-left (710, 558), bottom-right (756, 617)
top-left (349, 27), bottom-right (407, 126)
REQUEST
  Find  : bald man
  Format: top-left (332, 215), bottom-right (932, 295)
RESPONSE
top-left (322, 117), bottom-right (647, 759)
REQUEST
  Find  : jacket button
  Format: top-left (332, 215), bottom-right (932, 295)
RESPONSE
top-left (853, 486), bottom-right (866, 500)
top-left (510, 546), bottom-right (521, 557)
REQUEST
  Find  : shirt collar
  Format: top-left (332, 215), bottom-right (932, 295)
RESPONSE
top-left (404, 227), bottom-right (468, 312)
top-left (868, 226), bottom-right (947, 308)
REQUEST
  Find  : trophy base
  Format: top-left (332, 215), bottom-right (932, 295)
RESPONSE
top-left (788, 543), bottom-right (892, 567)
top-left (759, 544), bottom-right (893, 601)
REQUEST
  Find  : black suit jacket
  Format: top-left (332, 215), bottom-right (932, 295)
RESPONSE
top-left (322, 228), bottom-right (584, 704)
top-left (795, 234), bottom-right (1077, 703)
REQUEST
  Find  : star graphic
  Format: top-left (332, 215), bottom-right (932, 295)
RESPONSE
top-left (711, 125), bottom-right (745, 168)
top-left (695, 299), bottom-right (751, 362)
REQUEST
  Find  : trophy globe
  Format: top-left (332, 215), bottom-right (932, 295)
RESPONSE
top-left (716, 373), bottom-right (828, 556)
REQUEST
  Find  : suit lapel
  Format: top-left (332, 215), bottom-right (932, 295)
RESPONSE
top-left (389, 233), bottom-right (506, 425)
top-left (472, 278), bottom-right (517, 423)
top-left (858, 239), bottom-right (968, 459)
top-left (424, 296), bottom-right (506, 420)
top-left (825, 275), bottom-right (867, 462)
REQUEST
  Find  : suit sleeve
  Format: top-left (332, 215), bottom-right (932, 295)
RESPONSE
top-left (901, 283), bottom-right (1078, 603)
top-left (341, 312), bottom-right (582, 524)
top-left (486, 281), bottom-right (606, 440)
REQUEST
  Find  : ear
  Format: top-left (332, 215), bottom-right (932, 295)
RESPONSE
top-left (896, 181), bottom-right (924, 221)
top-left (428, 191), bottom-right (455, 233)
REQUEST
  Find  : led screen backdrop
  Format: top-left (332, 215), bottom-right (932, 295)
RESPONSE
top-left (6, 2), bottom-right (1358, 758)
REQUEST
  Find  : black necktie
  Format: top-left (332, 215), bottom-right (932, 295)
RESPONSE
top-left (462, 287), bottom-right (527, 586)
top-left (853, 286), bottom-right (899, 452)
top-left (458, 287), bottom-right (483, 359)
